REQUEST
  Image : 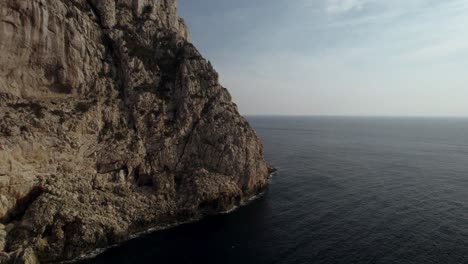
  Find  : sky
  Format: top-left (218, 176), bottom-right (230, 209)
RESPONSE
top-left (178, 0), bottom-right (468, 116)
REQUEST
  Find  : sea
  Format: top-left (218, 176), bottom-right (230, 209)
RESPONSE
top-left (83, 116), bottom-right (468, 264)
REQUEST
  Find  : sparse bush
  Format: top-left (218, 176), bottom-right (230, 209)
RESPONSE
top-left (142, 5), bottom-right (153, 16)
top-left (74, 101), bottom-right (94, 113)
top-left (7, 102), bottom-right (45, 119)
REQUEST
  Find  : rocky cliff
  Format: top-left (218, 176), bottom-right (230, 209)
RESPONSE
top-left (0, 0), bottom-right (270, 262)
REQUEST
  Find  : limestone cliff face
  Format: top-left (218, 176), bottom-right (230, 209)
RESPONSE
top-left (0, 0), bottom-right (270, 262)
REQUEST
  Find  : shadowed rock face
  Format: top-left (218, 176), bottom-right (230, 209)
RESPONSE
top-left (0, 0), bottom-right (270, 262)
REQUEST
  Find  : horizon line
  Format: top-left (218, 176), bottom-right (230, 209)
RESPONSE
top-left (243, 114), bottom-right (468, 118)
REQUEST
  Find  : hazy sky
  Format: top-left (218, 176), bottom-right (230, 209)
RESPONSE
top-left (179, 0), bottom-right (468, 116)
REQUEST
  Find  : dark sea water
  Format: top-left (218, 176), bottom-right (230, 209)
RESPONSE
top-left (84, 116), bottom-right (468, 264)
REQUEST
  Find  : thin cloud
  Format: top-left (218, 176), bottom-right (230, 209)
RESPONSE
top-left (400, 39), bottom-right (468, 62)
top-left (325, 0), bottom-right (369, 14)
top-left (179, 0), bottom-right (468, 116)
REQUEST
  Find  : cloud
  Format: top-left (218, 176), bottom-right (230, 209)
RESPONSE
top-left (179, 0), bottom-right (468, 116)
top-left (325, 0), bottom-right (369, 14)
top-left (400, 38), bottom-right (468, 62)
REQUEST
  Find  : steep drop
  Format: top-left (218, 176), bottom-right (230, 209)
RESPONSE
top-left (0, 0), bottom-right (270, 262)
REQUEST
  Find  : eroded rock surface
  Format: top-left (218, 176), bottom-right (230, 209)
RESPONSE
top-left (0, 0), bottom-right (270, 262)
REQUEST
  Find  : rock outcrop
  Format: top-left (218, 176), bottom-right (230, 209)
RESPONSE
top-left (0, 0), bottom-right (270, 262)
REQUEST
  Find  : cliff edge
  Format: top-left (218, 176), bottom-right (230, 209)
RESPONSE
top-left (0, 0), bottom-right (270, 262)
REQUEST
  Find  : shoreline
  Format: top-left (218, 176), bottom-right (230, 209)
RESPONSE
top-left (66, 172), bottom-right (275, 263)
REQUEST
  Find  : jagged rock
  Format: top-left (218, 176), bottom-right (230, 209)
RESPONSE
top-left (0, 0), bottom-right (269, 262)
top-left (12, 248), bottom-right (38, 264)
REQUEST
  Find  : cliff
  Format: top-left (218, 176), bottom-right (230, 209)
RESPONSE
top-left (0, 0), bottom-right (270, 262)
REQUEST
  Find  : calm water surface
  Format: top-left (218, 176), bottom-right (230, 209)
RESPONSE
top-left (84, 117), bottom-right (468, 264)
